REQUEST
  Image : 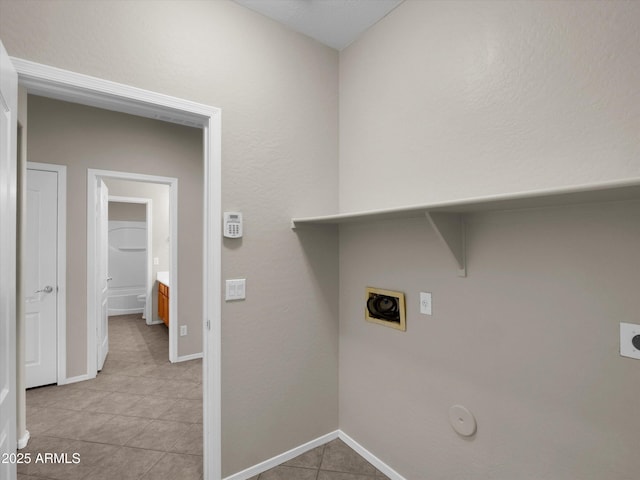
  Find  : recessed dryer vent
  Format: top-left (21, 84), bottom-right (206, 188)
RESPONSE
top-left (365, 287), bottom-right (406, 331)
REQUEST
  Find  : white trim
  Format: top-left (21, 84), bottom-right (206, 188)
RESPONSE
top-left (223, 431), bottom-right (340, 480)
top-left (107, 307), bottom-right (144, 315)
top-left (57, 373), bottom-right (92, 386)
top-left (176, 352), bottom-right (204, 362)
top-left (12, 57), bottom-right (212, 127)
top-left (222, 430), bottom-right (407, 480)
top-left (88, 170), bottom-right (179, 368)
top-left (17, 430), bottom-right (30, 450)
top-left (26, 162), bottom-right (67, 386)
top-left (0, 44), bottom-right (18, 474)
top-left (203, 106), bottom-right (223, 480)
top-left (338, 431), bottom-right (408, 480)
top-left (13, 58), bottom-right (223, 480)
top-left (107, 195), bottom-right (153, 322)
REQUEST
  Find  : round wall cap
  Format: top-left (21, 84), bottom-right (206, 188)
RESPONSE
top-left (449, 404), bottom-right (477, 437)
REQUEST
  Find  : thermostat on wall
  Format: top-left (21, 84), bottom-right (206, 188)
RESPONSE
top-left (224, 212), bottom-right (243, 238)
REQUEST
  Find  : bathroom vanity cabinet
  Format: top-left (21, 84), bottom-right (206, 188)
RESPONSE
top-left (158, 281), bottom-right (169, 326)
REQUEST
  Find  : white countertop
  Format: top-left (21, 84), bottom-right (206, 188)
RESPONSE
top-left (157, 271), bottom-right (170, 287)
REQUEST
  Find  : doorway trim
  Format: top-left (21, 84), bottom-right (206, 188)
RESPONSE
top-left (89, 171), bottom-right (178, 365)
top-left (107, 194), bottom-right (153, 323)
top-left (26, 162), bottom-right (67, 386)
top-left (14, 57), bottom-right (222, 480)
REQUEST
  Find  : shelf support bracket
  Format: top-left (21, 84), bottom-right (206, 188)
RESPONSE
top-left (425, 211), bottom-right (466, 277)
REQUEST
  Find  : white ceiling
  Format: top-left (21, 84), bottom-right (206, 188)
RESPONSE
top-left (233, 0), bottom-right (404, 50)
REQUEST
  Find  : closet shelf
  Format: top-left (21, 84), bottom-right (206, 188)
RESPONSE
top-left (291, 178), bottom-right (640, 277)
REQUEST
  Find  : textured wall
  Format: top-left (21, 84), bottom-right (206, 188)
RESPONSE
top-left (0, 0), bottom-right (339, 475)
top-left (338, 1), bottom-right (640, 478)
top-left (340, 203), bottom-right (640, 479)
top-left (339, 0), bottom-right (640, 211)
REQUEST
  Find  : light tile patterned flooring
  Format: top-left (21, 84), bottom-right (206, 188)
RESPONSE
top-left (20, 314), bottom-right (203, 480)
top-left (249, 439), bottom-right (390, 480)
top-left (20, 314), bottom-right (386, 480)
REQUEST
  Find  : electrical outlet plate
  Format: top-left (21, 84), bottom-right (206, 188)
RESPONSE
top-left (620, 322), bottom-right (640, 360)
top-left (420, 292), bottom-right (432, 315)
top-left (180, 325), bottom-right (187, 336)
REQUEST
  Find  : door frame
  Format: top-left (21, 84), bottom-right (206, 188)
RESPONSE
top-left (0, 41), bottom-right (18, 480)
top-left (89, 171), bottom-right (178, 365)
top-left (107, 194), bottom-right (153, 323)
top-left (26, 162), bottom-right (67, 386)
top-left (13, 57), bottom-right (222, 480)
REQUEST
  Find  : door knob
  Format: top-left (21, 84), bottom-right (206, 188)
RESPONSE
top-left (35, 285), bottom-right (54, 294)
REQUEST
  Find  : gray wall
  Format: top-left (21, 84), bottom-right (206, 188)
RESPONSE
top-left (339, 203), bottom-right (640, 479)
top-left (27, 95), bottom-right (204, 360)
top-left (339, 0), bottom-right (640, 211)
top-left (105, 179), bottom-right (171, 325)
top-left (337, 1), bottom-right (640, 478)
top-left (108, 201), bottom-right (146, 222)
top-left (1, 0), bottom-right (339, 475)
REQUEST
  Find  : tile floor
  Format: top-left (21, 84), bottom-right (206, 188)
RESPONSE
top-left (20, 314), bottom-right (386, 480)
top-left (248, 439), bottom-right (390, 480)
top-left (19, 314), bottom-right (203, 480)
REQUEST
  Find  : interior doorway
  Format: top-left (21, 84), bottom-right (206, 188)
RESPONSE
top-left (13, 57), bottom-right (222, 479)
top-left (107, 194), bottom-right (153, 321)
top-left (88, 170), bottom-right (179, 369)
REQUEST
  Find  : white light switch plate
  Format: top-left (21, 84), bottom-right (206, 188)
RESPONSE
top-left (620, 322), bottom-right (640, 360)
top-left (225, 279), bottom-right (246, 301)
top-left (420, 292), bottom-right (432, 315)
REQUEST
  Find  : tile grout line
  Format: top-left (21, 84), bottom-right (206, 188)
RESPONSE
top-left (315, 442), bottom-right (328, 480)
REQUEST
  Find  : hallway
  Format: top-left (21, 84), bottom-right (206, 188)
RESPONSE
top-left (20, 314), bottom-right (203, 480)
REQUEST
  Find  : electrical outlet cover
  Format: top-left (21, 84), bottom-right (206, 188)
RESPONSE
top-left (620, 322), bottom-right (640, 360)
top-left (420, 292), bottom-right (432, 315)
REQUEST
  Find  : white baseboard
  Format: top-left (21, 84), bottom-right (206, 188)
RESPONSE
top-left (338, 431), bottom-right (407, 480)
top-left (223, 430), bottom-right (340, 480)
top-left (223, 429), bottom-right (406, 480)
top-left (57, 373), bottom-right (93, 386)
top-left (108, 307), bottom-right (144, 316)
top-left (175, 352), bottom-right (203, 362)
top-left (17, 430), bottom-right (30, 450)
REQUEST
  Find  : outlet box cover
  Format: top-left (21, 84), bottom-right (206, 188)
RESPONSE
top-left (420, 292), bottom-right (432, 315)
top-left (620, 322), bottom-right (640, 360)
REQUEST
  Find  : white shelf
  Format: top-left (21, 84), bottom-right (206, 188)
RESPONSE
top-left (291, 178), bottom-right (640, 277)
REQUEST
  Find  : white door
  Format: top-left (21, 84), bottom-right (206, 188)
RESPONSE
top-left (25, 169), bottom-right (58, 388)
top-left (97, 179), bottom-right (109, 370)
top-left (0, 40), bottom-right (18, 480)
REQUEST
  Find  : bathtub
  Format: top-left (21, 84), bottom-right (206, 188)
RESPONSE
top-left (108, 220), bottom-right (147, 316)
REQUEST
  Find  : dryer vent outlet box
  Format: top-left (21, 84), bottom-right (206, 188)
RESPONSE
top-left (365, 287), bottom-right (406, 331)
top-left (620, 322), bottom-right (640, 360)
